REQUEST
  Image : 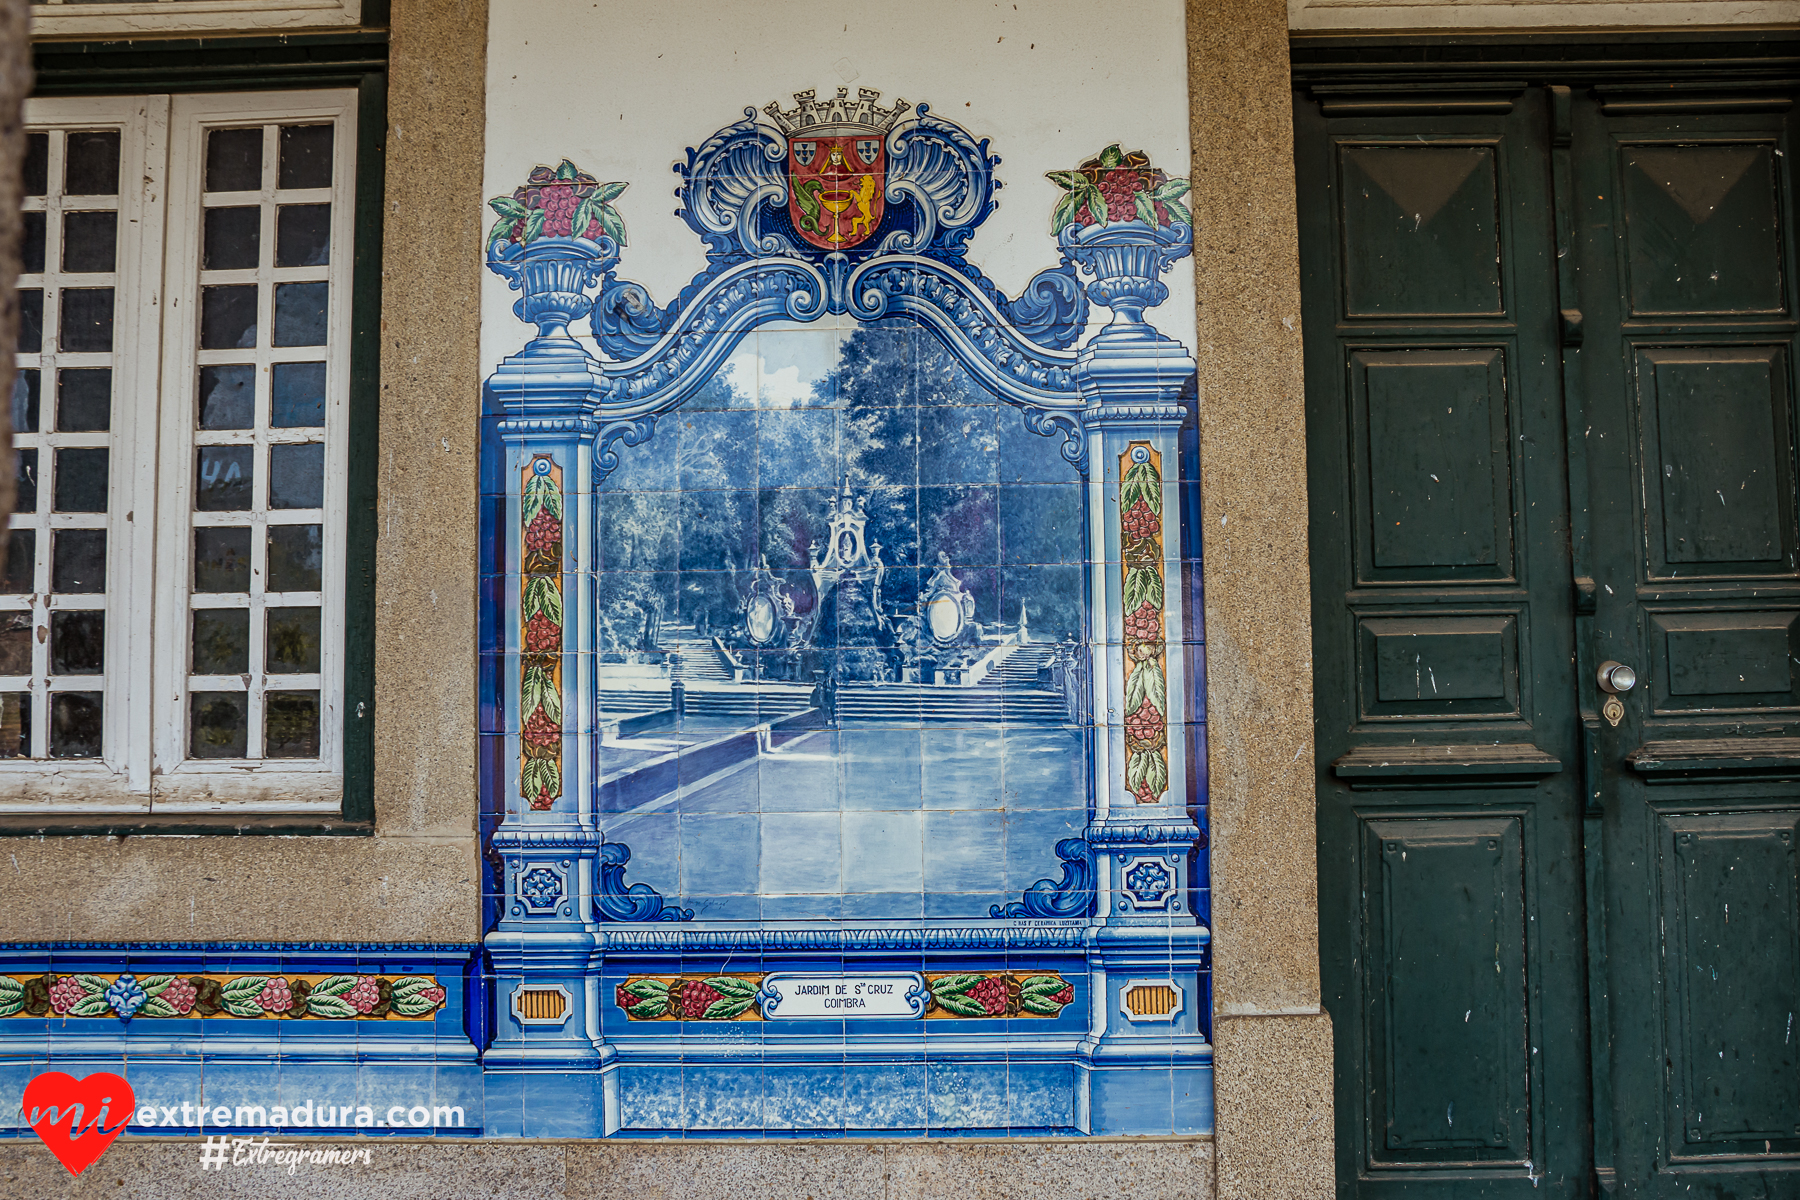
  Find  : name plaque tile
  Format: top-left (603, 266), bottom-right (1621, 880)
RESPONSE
top-left (758, 973), bottom-right (929, 1019)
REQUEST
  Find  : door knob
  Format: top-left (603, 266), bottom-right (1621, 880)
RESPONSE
top-left (1597, 661), bottom-right (1637, 694)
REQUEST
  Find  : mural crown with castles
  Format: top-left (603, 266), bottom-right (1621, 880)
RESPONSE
top-left (767, 87), bottom-right (913, 251)
top-left (762, 86), bottom-right (911, 135)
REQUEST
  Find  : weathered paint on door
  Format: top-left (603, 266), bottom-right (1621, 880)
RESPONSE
top-left (1302, 68), bottom-right (1800, 1200)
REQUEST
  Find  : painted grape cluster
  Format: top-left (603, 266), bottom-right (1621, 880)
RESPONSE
top-left (0, 973), bottom-right (446, 1021)
top-left (1120, 444), bottom-right (1169, 805)
top-left (486, 159), bottom-right (629, 251)
top-left (615, 973), bottom-right (1075, 1021)
top-left (1046, 144), bottom-right (1191, 235)
top-left (927, 972), bottom-right (1073, 1017)
top-left (616, 975), bottom-right (758, 1021)
top-left (520, 457), bottom-right (565, 810)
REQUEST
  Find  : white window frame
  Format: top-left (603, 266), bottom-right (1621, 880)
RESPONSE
top-left (31, 0), bottom-right (360, 41)
top-left (3, 88), bottom-right (357, 816)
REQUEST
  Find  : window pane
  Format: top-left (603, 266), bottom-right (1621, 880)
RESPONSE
top-left (62, 211), bottom-right (116, 274)
top-left (202, 206), bottom-right (260, 271)
top-left (53, 448), bottom-right (108, 513)
top-left (198, 364), bottom-right (254, 430)
top-left (267, 524), bottom-right (322, 592)
top-left (265, 691), bottom-right (319, 758)
top-left (189, 691), bottom-right (246, 758)
top-left (266, 606), bottom-right (320, 673)
top-left (195, 445), bottom-right (253, 511)
top-left (18, 289), bottom-right (41, 353)
top-left (269, 443), bottom-right (323, 510)
top-left (205, 128), bottom-right (262, 193)
top-left (193, 527), bottom-right (251, 593)
top-left (271, 362), bottom-right (325, 428)
top-left (22, 133), bottom-right (46, 197)
top-left (49, 692), bottom-right (102, 758)
top-left (278, 125), bottom-right (333, 190)
top-left (191, 609), bottom-right (248, 674)
top-left (12, 368), bottom-right (38, 434)
top-left (59, 287), bottom-right (114, 353)
top-left (50, 610), bottom-right (103, 674)
top-left (14, 450), bottom-right (36, 513)
top-left (272, 281), bottom-right (327, 347)
top-left (0, 613), bottom-right (31, 674)
top-left (2, 530), bottom-right (35, 593)
top-left (51, 529), bottom-right (105, 594)
top-left (56, 368), bottom-right (109, 432)
top-left (65, 132), bottom-right (120, 196)
top-left (21, 212), bottom-right (43, 275)
top-left (200, 284), bottom-right (257, 350)
top-left (275, 204), bottom-right (330, 267)
top-left (0, 693), bottom-right (30, 758)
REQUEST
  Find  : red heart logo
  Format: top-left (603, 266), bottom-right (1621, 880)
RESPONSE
top-left (23, 1071), bottom-right (134, 1176)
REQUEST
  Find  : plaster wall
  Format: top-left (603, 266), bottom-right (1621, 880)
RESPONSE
top-left (1291, 0), bottom-right (1798, 31)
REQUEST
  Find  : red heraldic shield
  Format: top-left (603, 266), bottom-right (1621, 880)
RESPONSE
top-left (787, 132), bottom-right (886, 251)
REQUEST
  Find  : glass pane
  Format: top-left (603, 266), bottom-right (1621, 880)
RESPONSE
top-left (59, 287), bottom-right (113, 353)
top-left (12, 368), bottom-right (38, 434)
top-left (2, 530), bottom-right (35, 593)
top-left (191, 608), bottom-right (249, 674)
top-left (268, 443), bottom-right (324, 510)
top-left (190, 691), bottom-right (246, 758)
top-left (18, 289), bottom-right (41, 353)
top-left (61, 211), bottom-right (116, 274)
top-left (50, 609), bottom-right (103, 674)
top-left (199, 284), bottom-right (257, 350)
top-left (266, 605), bottom-right (320, 673)
top-left (267, 524), bottom-right (322, 592)
top-left (265, 691), bottom-right (319, 758)
top-left (275, 204), bottom-right (330, 268)
top-left (56, 368), bottom-right (109, 432)
top-left (51, 529), bottom-right (105, 594)
top-left (272, 282), bottom-right (327, 347)
top-left (271, 362), bottom-right (325, 428)
top-left (14, 450), bottom-right (36, 514)
top-left (197, 364), bottom-right (254, 430)
top-left (205, 128), bottom-right (263, 193)
top-left (0, 693), bottom-right (30, 758)
top-left (194, 527), bottom-right (252, 593)
top-left (202, 206), bottom-right (260, 271)
top-left (22, 133), bottom-right (46, 197)
top-left (195, 445), bottom-right (253, 511)
top-left (20, 212), bottom-right (43, 275)
top-left (64, 132), bottom-right (120, 196)
top-left (278, 125), bottom-right (333, 190)
top-left (0, 613), bottom-right (31, 674)
top-left (49, 692), bottom-right (101, 758)
top-left (53, 448), bottom-right (108, 513)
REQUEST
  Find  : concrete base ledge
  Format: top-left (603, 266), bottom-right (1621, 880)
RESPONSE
top-left (0, 1136), bottom-right (1215, 1199)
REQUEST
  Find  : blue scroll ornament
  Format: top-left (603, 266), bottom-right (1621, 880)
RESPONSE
top-left (597, 842), bottom-right (693, 922)
top-left (991, 838), bottom-right (1095, 919)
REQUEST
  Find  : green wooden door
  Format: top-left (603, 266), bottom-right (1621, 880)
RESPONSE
top-left (1570, 89), bottom-right (1800, 1198)
top-left (1299, 86), bottom-right (1593, 1198)
top-left (1303, 73), bottom-right (1800, 1198)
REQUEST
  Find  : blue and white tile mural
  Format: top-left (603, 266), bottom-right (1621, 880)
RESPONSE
top-left (1, 1), bottom-right (1206, 1144)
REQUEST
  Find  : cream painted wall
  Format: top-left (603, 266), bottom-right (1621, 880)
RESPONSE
top-left (480, 0), bottom-right (1197, 371)
top-left (1291, 0), bottom-right (1798, 31)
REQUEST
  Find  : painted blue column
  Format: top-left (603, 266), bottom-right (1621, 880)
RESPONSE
top-left (1064, 221), bottom-right (1212, 1135)
top-left (480, 237), bottom-right (616, 1135)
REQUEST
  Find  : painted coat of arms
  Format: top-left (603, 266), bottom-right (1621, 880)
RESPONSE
top-left (765, 87), bottom-right (909, 250)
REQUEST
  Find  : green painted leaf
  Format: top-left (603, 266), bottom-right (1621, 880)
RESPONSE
top-left (1134, 193), bottom-right (1157, 226)
top-left (1044, 170), bottom-right (1085, 192)
top-left (523, 576), bottom-right (563, 628)
top-left (702, 996), bottom-right (757, 1020)
top-left (73, 974), bottom-right (109, 995)
top-left (1086, 187), bottom-right (1108, 227)
top-left (1019, 976), bottom-right (1065, 996)
top-left (1020, 995), bottom-right (1064, 1015)
top-left (595, 181), bottom-right (629, 204)
top-left (137, 974), bottom-right (174, 997)
top-left (489, 196), bottom-right (528, 218)
top-left (934, 992), bottom-right (988, 1017)
top-left (0, 977), bottom-right (22, 1018)
top-left (1144, 754), bottom-right (1169, 795)
top-left (555, 159), bottom-right (580, 182)
top-left (523, 207), bottom-right (546, 243)
top-left (1051, 191), bottom-right (1079, 236)
top-left (704, 977), bottom-right (757, 1000)
top-left (222, 977), bottom-right (268, 1001)
top-left (1153, 178), bottom-right (1190, 202)
top-left (524, 474), bottom-right (563, 524)
top-left (624, 979), bottom-right (669, 1000)
top-left (537, 685), bottom-right (563, 727)
top-left (598, 205), bottom-right (627, 247)
top-left (1126, 751), bottom-right (1147, 791)
top-left (70, 995), bottom-right (113, 1017)
top-left (521, 757), bottom-right (552, 800)
top-left (1099, 143), bottom-right (1124, 168)
top-left (627, 997), bottom-right (668, 1019)
top-left (311, 975), bottom-right (359, 997)
top-left (391, 976), bottom-right (434, 1000)
top-left (140, 996), bottom-right (179, 1018)
top-left (1163, 196), bottom-right (1190, 227)
top-left (390, 992), bottom-right (439, 1017)
top-left (487, 217), bottom-right (515, 250)
top-left (931, 973), bottom-right (983, 996)
top-left (571, 195), bottom-right (597, 240)
top-left (305, 994), bottom-right (357, 1019)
